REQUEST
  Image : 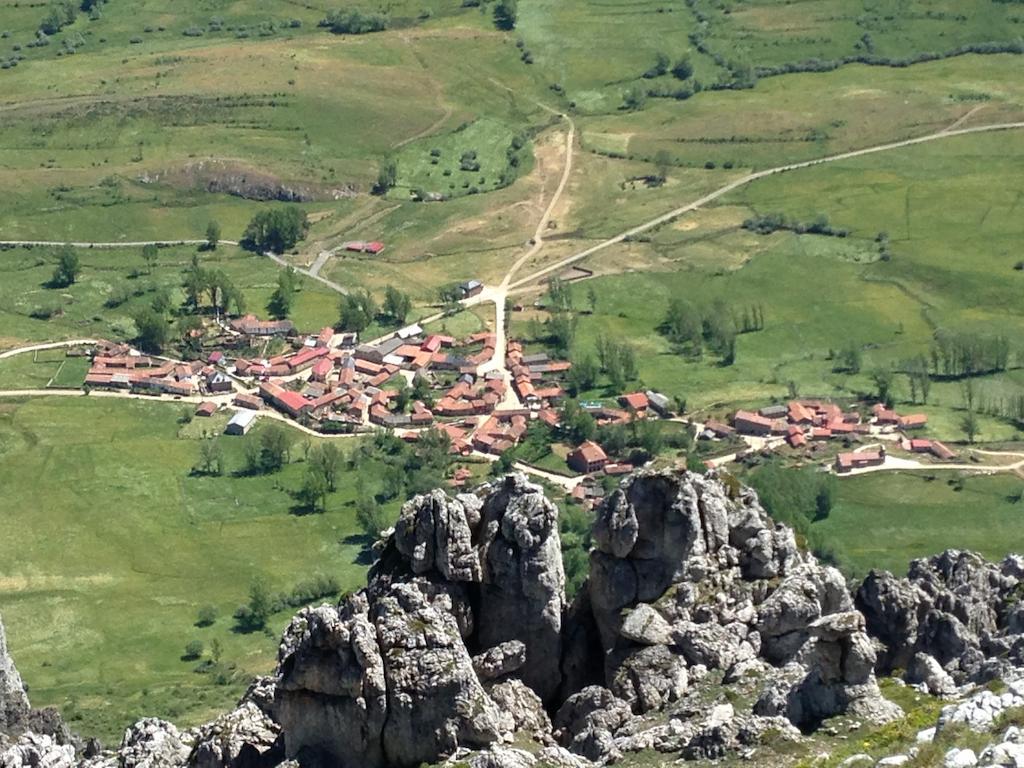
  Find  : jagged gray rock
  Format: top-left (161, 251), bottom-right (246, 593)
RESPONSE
top-left (0, 617), bottom-right (29, 736)
top-left (188, 701), bottom-right (281, 768)
top-left (394, 489), bottom-right (483, 582)
top-left (475, 474), bottom-right (565, 703)
top-left (554, 686), bottom-right (634, 764)
top-left (857, 550), bottom-right (1024, 686)
top-left (473, 641), bottom-right (527, 682)
top-left (0, 732), bottom-right (75, 768)
top-left (619, 605), bottom-right (672, 646)
top-left (117, 718), bottom-right (191, 768)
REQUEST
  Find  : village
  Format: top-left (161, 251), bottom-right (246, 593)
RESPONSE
top-left (69, 281), bottom-right (974, 511)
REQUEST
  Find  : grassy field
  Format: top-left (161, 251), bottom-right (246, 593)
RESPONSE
top-left (0, 244), bottom-right (342, 350)
top-left (527, 127), bottom-right (1024, 441)
top-left (0, 396), bottom-right (390, 741)
top-left (580, 54), bottom-right (1024, 170)
top-left (815, 471), bottom-right (1024, 577)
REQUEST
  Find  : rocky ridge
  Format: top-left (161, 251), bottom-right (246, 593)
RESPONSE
top-left (2, 469), bottom-right (1024, 768)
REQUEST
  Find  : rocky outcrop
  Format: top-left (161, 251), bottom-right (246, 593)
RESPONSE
top-left (857, 550), bottom-right (1024, 686)
top-left (583, 470), bottom-right (897, 730)
top-left (276, 474), bottom-right (563, 767)
top-left (0, 618), bottom-right (29, 736)
top-left (9, 469), bottom-right (1024, 768)
top-left (475, 477), bottom-right (565, 703)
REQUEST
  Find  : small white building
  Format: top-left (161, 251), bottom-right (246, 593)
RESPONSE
top-left (225, 409), bottom-right (258, 436)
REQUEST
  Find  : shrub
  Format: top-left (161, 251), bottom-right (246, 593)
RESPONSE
top-left (183, 640), bottom-right (204, 660)
top-left (196, 605), bottom-right (217, 627)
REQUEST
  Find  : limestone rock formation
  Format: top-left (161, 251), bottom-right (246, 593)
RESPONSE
top-left (857, 550), bottom-right (1024, 685)
top-left (275, 473), bottom-right (564, 767)
top-left (10, 469), bottom-right (1024, 768)
top-left (0, 618), bottom-right (29, 736)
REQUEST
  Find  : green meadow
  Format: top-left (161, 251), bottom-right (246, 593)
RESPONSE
top-left (814, 471), bottom-right (1024, 577)
top-left (539, 127), bottom-right (1024, 440)
top-left (0, 396), bottom-right (388, 741)
top-left (0, 244), bottom-right (340, 350)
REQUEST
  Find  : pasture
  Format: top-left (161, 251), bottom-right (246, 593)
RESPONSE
top-left (0, 244), bottom-right (340, 350)
top-left (815, 471), bottom-right (1024, 577)
top-left (0, 396), bottom-right (386, 741)
top-left (535, 127), bottom-right (1024, 443)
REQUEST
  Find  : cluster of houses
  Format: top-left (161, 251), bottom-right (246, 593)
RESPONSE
top-left (718, 400), bottom-right (930, 450)
top-left (84, 341), bottom-right (232, 397)
top-left (699, 399), bottom-right (955, 473)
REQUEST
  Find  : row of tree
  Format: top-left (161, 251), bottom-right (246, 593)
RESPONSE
top-left (336, 285), bottom-right (412, 332)
top-left (661, 297), bottom-right (764, 364)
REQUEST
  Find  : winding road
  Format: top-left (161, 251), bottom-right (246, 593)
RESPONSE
top-left (507, 120), bottom-right (1024, 291)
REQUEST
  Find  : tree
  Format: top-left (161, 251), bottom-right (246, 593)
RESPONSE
top-left (652, 150), bottom-right (672, 185)
top-left (383, 285), bottom-right (412, 323)
top-left (133, 307), bottom-right (168, 353)
top-left (321, 9), bottom-right (389, 34)
top-left (374, 158), bottom-right (398, 195)
top-left (356, 495), bottom-right (387, 539)
top-left (493, 0), bottom-right (517, 30)
top-left (308, 443), bottom-right (343, 492)
top-left (241, 208), bottom-right (308, 253)
top-left (142, 243), bottom-right (159, 273)
top-left (586, 285), bottom-right (598, 314)
top-left (671, 55), bottom-right (694, 80)
top-left (814, 479), bottom-right (835, 521)
top-left (196, 439), bottom-right (224, 476)
top-left (259, 424), bottom-right (292, 472)
top-left (183, 640), bottom-right (204, 660)
top-left (298, 467), bottom-right (329, 513)
top-left (643, 51), bottom-right (670, 78)
top-left (567, 354), bottom-right (598, 395)
top-left (178, 314), bottom-right (204, 357)
top-left (338, 289), bottom-right (378, 333)
top-left (50, 245), bottom-right (81, 288)
top-left (622, 86), bottom-right (647, 111)
top-left (196, 605), bottom-right (217, 627)
top-left (246, 576), bottom-right (273, 630)
top-left (205, 221), bottom-right (221, 251)
top-left (870, 368), bottom-right (895, 405)
top-left (961, 408), bottom-right (979, 444)
top-left (268, 268), bottom-right (297, 319)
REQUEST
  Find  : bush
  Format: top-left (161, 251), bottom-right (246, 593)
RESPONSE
top-left (195, 605), bottom-right (217, 627)
top-left (183, 640), bottom-right (204, 660)
top-left (319, 10), bottom-right (388, 34)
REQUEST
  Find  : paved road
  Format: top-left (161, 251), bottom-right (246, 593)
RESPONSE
top-left (507, 120), bottom-right (1024, 291)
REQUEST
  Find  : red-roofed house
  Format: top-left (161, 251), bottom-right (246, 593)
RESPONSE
top-left (899, 413), bottom-right (928, 430)
top-left (835, 449), bottom-right (886, 473)
top-left (310, 357), bottom-right (334, 383)
top-left (733, 410), bottom-right (772, 436)
top-left (567, 441), bottom-right (609, 473)
top-left (619, 392), bottom-right (649, 411)
top-left (195, 401), bottom-right (218, 418)
top-left (786, 425), bottom-right (807, 448)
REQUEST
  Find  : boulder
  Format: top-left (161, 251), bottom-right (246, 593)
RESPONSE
top-left (485, 680), bottom-right (551, 740)
top-left (619, 605), bottom-right (672, 646)
top-left (0, 732), bottom-right (75, 768)
top-left (554, 686), bottom-right (634, 764)
top-left (607, 645), bottom-right (688, 714)
top-left (472, 641), bottom-right (527, 682)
